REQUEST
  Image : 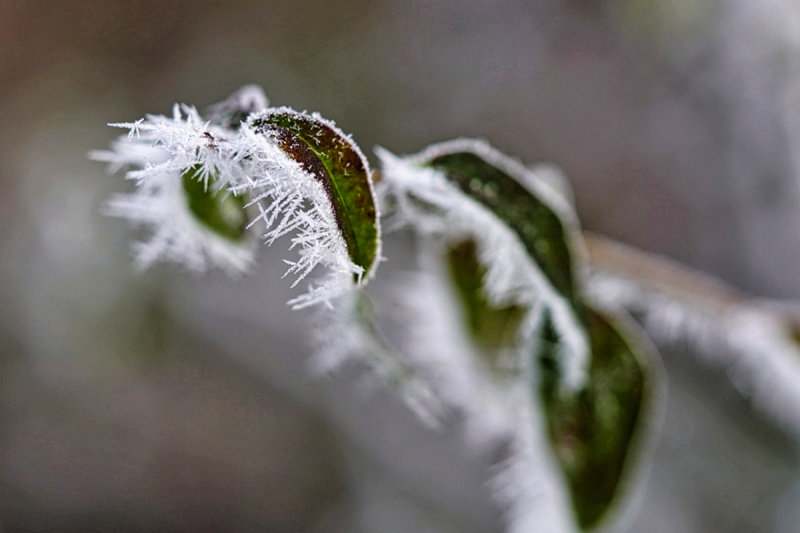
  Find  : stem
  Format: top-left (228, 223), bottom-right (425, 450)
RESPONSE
top-left (582, 232), bottom-right (800, 330)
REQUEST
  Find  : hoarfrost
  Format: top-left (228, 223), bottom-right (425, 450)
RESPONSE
top-left (588, 270), bottom-right (800, 436)
top-left (94, 87), bottom-right (372, 307)
top-left (376, 141), bottom-right (589, 389)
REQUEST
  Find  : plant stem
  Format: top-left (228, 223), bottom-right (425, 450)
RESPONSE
top-left (583, 233), bottom-right (800, 334)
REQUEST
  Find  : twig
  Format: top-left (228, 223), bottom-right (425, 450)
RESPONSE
top-left (583, 232), bottom-right (800, 331)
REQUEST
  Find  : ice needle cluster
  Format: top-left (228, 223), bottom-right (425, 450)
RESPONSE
top-left (93, 86), bottom-right (373, 307)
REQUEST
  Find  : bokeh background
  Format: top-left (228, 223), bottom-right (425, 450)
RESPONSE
top-left (2, 1), bottom-right (800, 531)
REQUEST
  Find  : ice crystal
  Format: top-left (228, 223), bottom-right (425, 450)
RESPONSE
top-left (94, 87), bottom-right (376, 307)
top-left (92, 102), bottom-right (255, 274)
top-left (237, 108), bottom-right (376, 308)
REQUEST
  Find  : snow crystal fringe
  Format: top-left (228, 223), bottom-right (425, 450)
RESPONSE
top-left (92, 100), bottom-right (257, 275)
top-left (93, 86), bottom-right (380, 307)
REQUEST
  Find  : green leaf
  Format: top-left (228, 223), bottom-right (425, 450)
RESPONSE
top-left (446, 239), bottom-right (527, 358)
top-left (182, 164), bottom-right (248, 242)
top-left (428, 150), bottom-right (578, 305)
top-left (412, 142), bottom-right (657, 529)
top-left (537, 307), bottom-right (651, 530)
top-left (251, 110), bottom-right (380, 280)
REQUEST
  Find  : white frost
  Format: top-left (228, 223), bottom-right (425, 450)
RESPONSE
top-left (92, 102), bottom-right (255, 275)
top-left (395, 244), bottom-right (578, 533)
top-left (589, 270), bottom-right (800, 436)
top-left (94, 87), bottom-right (374, 307)
top-left (376, 140), bottom-right (589, 389)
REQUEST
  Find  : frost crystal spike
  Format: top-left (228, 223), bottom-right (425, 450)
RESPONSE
top-left (94, 86), bottom-right (381, 307)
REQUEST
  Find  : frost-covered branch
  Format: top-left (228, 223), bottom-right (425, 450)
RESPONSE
top-left (585, 233), bottom-right (800, 436)
top-left (95, 85), bottom-right (800, 533)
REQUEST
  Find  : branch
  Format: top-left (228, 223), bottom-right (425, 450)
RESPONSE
top-left (583, 232), bottom-right (800, 331)
top-left (583, 233), bottom-right (800, 436)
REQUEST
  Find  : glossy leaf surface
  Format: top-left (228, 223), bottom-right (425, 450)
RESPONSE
top-left (252, 110), bottom-right (379, 280)
top-left (429, 151), bottom-right (577, 305)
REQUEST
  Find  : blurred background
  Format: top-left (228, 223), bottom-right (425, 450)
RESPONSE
top-left (2, 1), bottom-right (800, 531)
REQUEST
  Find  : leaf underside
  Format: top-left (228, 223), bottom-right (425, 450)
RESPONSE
top-left (251, 111), bottom-right (379, 280)
top-left (182, 165), bottom-right (248, 242)
top-left (426, 146), bottom-right (651, 530)
top-left (446, 239), bottom-right (527, 362)
top-left (538, 309), bottom-right (647, 530)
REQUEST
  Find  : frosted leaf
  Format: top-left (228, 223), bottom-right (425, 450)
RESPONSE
top-left (378, 139), bottom-right (659, 531)
top-left (240, 107), bottom-right (380, 307)
top-left (94, 86), bottom-right (381, 306)
top-left (535, 304), bottom-right (660, 530)
top-left (377, 140), bottom-right (588, 388)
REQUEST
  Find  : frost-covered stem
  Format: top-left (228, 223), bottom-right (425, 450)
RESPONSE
top-left (585, 232), bottom-right (800, 436)
top-left (320, 291), bottom-right (446, 426)
top-left (583, 232), bottom-right (792, 322)
top-left (371, 171), bottom-right (765, 319)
